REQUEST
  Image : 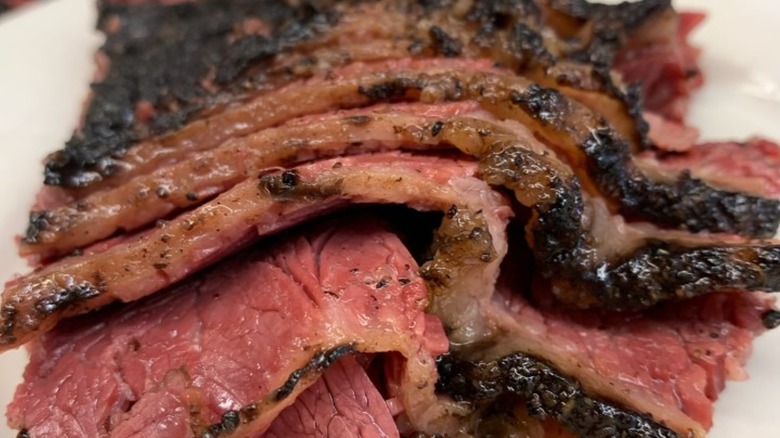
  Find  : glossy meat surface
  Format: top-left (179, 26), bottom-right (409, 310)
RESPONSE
top-left (8, 217), bottom-right (445, 437)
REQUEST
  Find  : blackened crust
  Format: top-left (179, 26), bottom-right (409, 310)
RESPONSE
top-left (763, 310), bottom-right (780, 330)
top-left (480, 145), bottom-right (780, 311)
top-left (44, 0), bottom-right (337, 187)
top-left (23, 211), bottom-right (53, 244)
top-left (273, 344), bottom-right (355, 401)
top-left (510, 83), bottom-right (780, 237)
top-left (1, 281), bottom-right (102, 346)
top-left (436, 351), bottom-right (680, 438)
top-left (556, 241), bottom-right (780, 311)
top-left (199, 344), bottom-right (354, 438)
top-left (548, 0), bottom-right (672, 31)
top-left (358, 73), bottom-right (780, 238)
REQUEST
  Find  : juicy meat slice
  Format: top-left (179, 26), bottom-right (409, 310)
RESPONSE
top-left (264, 357), bottom-right (399, 438)
top-left (45, 0), bottom-right (674, 191)
top-left (24, 66), bottom-right (780, 261)
top-left (7, 132), bottom-right (780, 351)
top-left (652, 138), bottom-right (780, 199)
top-left (614, 12), bottom-right (706, 121)
top-left (2, 153), bottom-right (511, 351)
top-left (459, 238), bottom-right (776, 438)
top-left (22, 101), bottom-right (483, 259)
top-left (36, 58), bottom-right (499, 203)
top-left (7, 217), bottom-right (446, 437)
top-left (29, 67), bottom-right (780, 264)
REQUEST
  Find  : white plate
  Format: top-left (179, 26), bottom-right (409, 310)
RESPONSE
top-left (0, 0), bottom-right (778, 436)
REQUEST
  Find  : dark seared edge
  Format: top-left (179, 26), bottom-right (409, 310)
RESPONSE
top-left (548, 0), bottom-right (672, 29)
top-left (45, 0), bottom-right (339, 187)
top-left (0, 281), bottom-right (103, 346)
top-left (436, 351), bottom-right (680, 438)
top-left (509, 83), bottom-right (780, 237)
top-left (480, 145), bottom-right (780, 310)
top-left (199, 344), bottom-right (354, 437)
top-left (356, 72), bottom-right (780, 237)
top-left (555, 240), bottom-right (780, 311)
top-left (552, 0), bottom-right (673, 65)
top-left (24, 211), bottom-right (54, 244)
top-left (762, 309), bottom-right (780, 330)
top-left (43, 0), bottom-right (662, 190)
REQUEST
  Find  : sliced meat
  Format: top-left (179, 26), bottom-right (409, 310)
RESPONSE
top-left (355, 70), bottom-right (780, 237)
top-left (7, 217), bottom-right (447, 437)
top-left (22, 101), bottom-right (484, 258)
top-left (651, 138), bottom-right (780, 199)
top-left (44, 0), bottom-right (673, 191)
top-left (7, 144), bottom-right (780, 351)
top-left (24, 68), bottom-right (780, 260)
top-left (614, 11), bottom-right (706, 121)
top-left (35, 58), bottom-right (500, 203)
top-left (264, 357), bottom-right (399, 438)
top-left (490, 286), bottom-right (772, 437)
top-left (434, 233), bottom-right (776, 438)
top-left (2, 153), bottom-right (512, 351)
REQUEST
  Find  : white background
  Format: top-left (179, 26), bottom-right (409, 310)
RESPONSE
top-left (0, 0), bottom-right (778, 436)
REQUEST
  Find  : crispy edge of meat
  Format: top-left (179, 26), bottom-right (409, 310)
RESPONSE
top-left (436, 351), bottom-right (680, 438)
top-left (8, 113), bottom-right (780, 352)
top-left (23, 68), bottom-right (780, 262)
top-left (43, 0), bottom-right (670, 189)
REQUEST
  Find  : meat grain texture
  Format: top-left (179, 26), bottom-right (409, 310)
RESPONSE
top-left (2, 0), bottom-right (780, 437)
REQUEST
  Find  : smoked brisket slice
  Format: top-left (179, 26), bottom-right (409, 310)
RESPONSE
top-left (24, 64), bottom-right (780, 262)
top-left (263, 357), bottom-right (400, 438)
top-left (6, 145), bottom-right (780, 351)
top-left (469, 238), bottom-right (775, 437)
top-left (42, 0), bottom-right (682, 190)
top-left (2, 153), bottom-right (510, 350)
top-left (8, 216), bottom-right (447, 437)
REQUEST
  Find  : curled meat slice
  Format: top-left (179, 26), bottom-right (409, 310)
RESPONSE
top-left (1, 153), bottom-right (512, 352)
top-left (22, 101), bottom-right (483, 258)
top-left (436, 352), bottom-right (679, 438)
top-left (8, 218), bottom-right (449, 437)
top-left (349, 70), bottom-right (780, 237)
top-left (24, 69), bottom-right (780, 260)
top-left (46, 0), bottom-right (674, 191)
top-left (8, 112), bottom-right (780, 350)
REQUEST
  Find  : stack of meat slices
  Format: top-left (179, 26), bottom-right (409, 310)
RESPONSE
top-left (3, 0), bottom-right (780, 437)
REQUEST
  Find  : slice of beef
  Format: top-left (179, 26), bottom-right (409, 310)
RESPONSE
top-left (43, 0), bottom-right (678, 192)
top-left (490, 288), bottom-right (772, 437)
top-left (22, 100), bottom-right (484, 258)
top-left (7, 216), bottom-right (446, 437)
top-left (7, 145), bottom-right (780, 351)
top-left (263, 357), bottom-right (399, 438)
top-left (2, 153), bottom-right (512, 352)
top-left (32, 58), bottom-right (500, 207)
top-left (614, 12), bottom-right (706, 121)
top-left (23, 66), bottom-right (780, 260)
top-left (433, 233), bottom-right (776, 438)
